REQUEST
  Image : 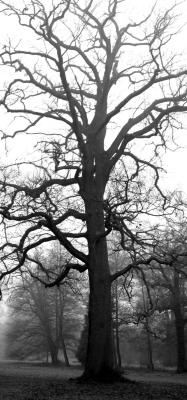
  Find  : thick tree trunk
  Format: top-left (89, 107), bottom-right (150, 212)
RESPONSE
top-left (82, 185), bottom-right (116, 380)
top-left (80, 131), bottom-right (123, 381)
top-left (84, 237), bottom-right (115, 380)
top-left (174, 308), bottom-right (186, 373)
top-left (173, 271), bottom-right (186, 373)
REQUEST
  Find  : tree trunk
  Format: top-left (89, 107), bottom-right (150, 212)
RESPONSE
top-left (82, 181), bottom-right (116, 380)
top-left (47, 340), bottom-right (59, 365)
top-left (80, 131), bottom-right (122, 381)
top-left (112, 325), bottom-right (118, 369)
top-left (174, 308), bottom-right (186, 373)
top-left (61, 336), bottom-right (70, 367)
top-left (51, 348), bottom-right (59, 365)
top-left (58, 291), bottom-right (70, 367)
top-left (145, 318), bottom-right (154, 371)
top-left (173, 270), bottom-right (186, 373)
top-left (141, 283), bottom-right (154, 371)
top-left (84, 238), bottom-right (115, 380)
top-left (114, 280), bottom-right (122, 369)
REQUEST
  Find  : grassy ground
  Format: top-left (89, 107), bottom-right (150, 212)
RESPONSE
top-left (0, 362), bottom-right (186, 400)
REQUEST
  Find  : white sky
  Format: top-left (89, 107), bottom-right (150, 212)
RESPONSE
top-left (0, 0), bottom-right (187, 195)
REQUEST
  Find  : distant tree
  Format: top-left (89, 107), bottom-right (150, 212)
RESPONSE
top-left (112, 279), bottom-right (122, 370)
top-left (134, 280), bottom-right (155, 370)
top-left (8, 277), bottom-right (65, 364)
top-left (6, 304), bottom-right (50, 362)
top-left (76, 313), bottom-right (88, 366)
top-left (0, 0), bottom-right (187, 381)
top-left (7, 261), bottom-right (85, 365)
top-left (134, 221), bottom-right (187, 372)
top-left (109, 243), bottom-right (186, 371)
top-left (151, 262), bottom-right (187, 372)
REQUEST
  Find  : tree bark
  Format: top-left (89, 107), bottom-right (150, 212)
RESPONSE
top-left (173, 270), bottom-right (186, 373)
top-left (145, 318), bottom-right (154, 371)
top-left (82, 165), bottom-right (116, 380)
top-left (174, 307), bottom-right (186, 373)
top-left (50, 347), bottom-right (59, 365)
top-left (79, 125), bottom-right (123, 381)
top-left (58, 291), bottom-right (70, 367)
top-left (61, 336), bottom-right (70, 367)
top-left (84, 220), bottom-right (115, 379)
top-left (47, 338), bottom-right (59, 365)
top-left (114, 280), bottom-right (122, 369)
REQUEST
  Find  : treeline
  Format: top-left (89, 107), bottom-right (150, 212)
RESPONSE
top-left (6, 221), bottom-right (187, 372)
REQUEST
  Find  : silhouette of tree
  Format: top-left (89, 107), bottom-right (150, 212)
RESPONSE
top-left (0, 0), bottom-right (187, 380)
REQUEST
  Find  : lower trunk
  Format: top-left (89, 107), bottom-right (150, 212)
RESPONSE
top-left (146, 318), bottom-right (154, 371)
top-left (175, 313), bottom-right (186, 373)
top-left (84, 263), bottom-right (115, 380)
top-left (48, 341), bottom-right (59, 365)
top-left (51, 350), bottom-right (58, 365)
top-left (116, 324), bottom-right (122, 369)
top-left (173, 271), bottom-right (186, 373)
top-left (112, 326), bottom-right (118, 369)
top-left (82, 174), bottom-right (123, 382)
top-left (114, 282), bottom-right (122, 370)
top-left (146, 324), bottom-right (154, 371)
top-left (83, 213), bottom-right (116, 380)
top-left (61, 336), bottom-right (70, 367)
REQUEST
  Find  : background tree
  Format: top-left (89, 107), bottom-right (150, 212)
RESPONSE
top-left (76, 312), bottom-right (88, 367)
top-left (126, 220), bottom-right (187, 372)
top-left (7, 269), bottom-right (84, 365)
top-left (149, 223), bottom-right (187, 372)
top-left (0, 0), bottom-right (187, 381)
top-left (7, 247), bottom-right (86, 365)
top-left (107, 220), bottom-right (187, 372)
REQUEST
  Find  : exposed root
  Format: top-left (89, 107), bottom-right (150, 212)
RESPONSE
top-left (71, 367), bottom-right (136, 384)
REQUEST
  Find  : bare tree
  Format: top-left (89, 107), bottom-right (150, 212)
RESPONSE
top-left (0, 0), bottom-right (187, 381)
top-left (7, 252), bottom-right (84, 365)
top-left (149, 223), bottom-right (187, 372)
top-left (7, 277), bottom-right (66, 364)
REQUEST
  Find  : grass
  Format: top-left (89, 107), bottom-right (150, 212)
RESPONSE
top-left (0, 361), bottom-right (186, 399)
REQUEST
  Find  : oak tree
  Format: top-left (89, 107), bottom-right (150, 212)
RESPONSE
top-left (0, 0), bottom-right (187, 380)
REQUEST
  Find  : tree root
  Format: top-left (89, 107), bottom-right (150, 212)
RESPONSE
top-left (71, 367), bottom-right (136, 384)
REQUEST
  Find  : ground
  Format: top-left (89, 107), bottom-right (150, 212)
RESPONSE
top-left (0, 362), bottom-right (186, 400)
